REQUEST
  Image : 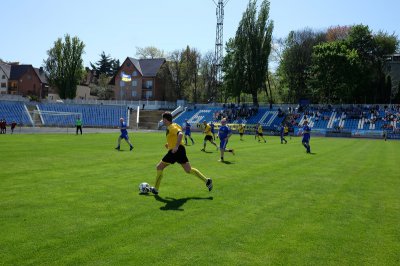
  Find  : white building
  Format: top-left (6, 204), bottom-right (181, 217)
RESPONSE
top-left (0, 62), bottom-right (11, 95)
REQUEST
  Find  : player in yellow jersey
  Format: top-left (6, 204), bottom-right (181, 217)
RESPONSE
top-left (201, 120), bottom-right (218, 151)
top-left (256, 123), bottom-right (267, 143)
top-left (238, 124), bottom-right (245, 141)
top-left (150, 112), bottom-right (213, 194)
top-left (284, 124), bottom-right (290, 140)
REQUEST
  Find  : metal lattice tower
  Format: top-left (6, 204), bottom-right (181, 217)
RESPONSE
top-left (213, 0), bottom-right (229, 88)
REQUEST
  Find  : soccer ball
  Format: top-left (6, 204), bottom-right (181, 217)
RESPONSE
top-left (139, 182), bottom-right (151, 194)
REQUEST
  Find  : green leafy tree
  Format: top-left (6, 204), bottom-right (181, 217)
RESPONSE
top-left (181, 46), bottom-right (201, 102)
top-left (374, 31), bottom-right (399, 57)
top-left (90, 52), bottom-right (119, 77)
top-left (345, 25), bottom-right (378, 102)
top-left (223, 0), bottom-right (273, 106)
top-left (373, 31), bottom-right (398, 103)
top-left (167, 46), bottom-right (202, 102)
top-left (44, 34), bottom-right (85, 99)
top-left (277, 29), bottom-right (326, 103)
top-left (90, 73), bottom-right (114, 100)
top-left (344, 25), bottom-right (398, 103)
top-left (223, 38), bottom-right (246, 102)
top-left (309, 41), bottom-right (360, 103)
top-left (111, 59), bottom-right (120, 76)
top-left (278, 24), bottom-right (398, 104)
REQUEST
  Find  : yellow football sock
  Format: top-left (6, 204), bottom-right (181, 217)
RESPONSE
top-left (190, 168), bottom-right (207, 182)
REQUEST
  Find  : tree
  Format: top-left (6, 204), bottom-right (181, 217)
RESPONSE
top-left (168, 50), bottom-right (185, 99)
top-left (111, 59), bottom-right (120, 76)
top-left (343, 25), bottom-right (398, 103)
top-left (90, 51), bottom-right (119, 77)
top-left (135, 46), bottom-right (165, 59)
top-left (199, 51), bottom-right (216, 103)
top-left (44, 34), bottom-right (85, 99)
top-left (309, 41), bottom-right (360, 103)
top-left (223, 38), bottom-right (246, 102)
top-left (345, 25), bottom-right (378, 102)
top-left (385, 75), bottom-right (392, 103)
top-left (394, 81), bottom-right (400, 104)
top-left (276, 23), bottom-right (399, 104)
top-left (307, 25), bottom-right (399, 104)
top-left (167, 46), bottom-right (202, 102)
top-left (223, 0), bottom-right (274, 106)
top-left (181, 46), bottom-right (201, 102)
top-left (90, 73), bottom-right (114, 100)
top-left (277, 29), bottom-right (326, 103)
top-left (373, 31), bottom-right (398, 103)
top-left (326, 25), bottom-right (352, 42)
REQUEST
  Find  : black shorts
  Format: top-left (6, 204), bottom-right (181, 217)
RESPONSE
top-left (162, 145), bottom-right (189, 164)
top-left (204, 135), bottom-right (213, 142)
top-left (258, 133), bottom-right (263, 136)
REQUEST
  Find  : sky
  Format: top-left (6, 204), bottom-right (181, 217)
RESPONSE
top-left (1, 0), bottom-right (399, 68)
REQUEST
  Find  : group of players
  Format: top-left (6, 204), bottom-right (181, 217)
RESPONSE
top-left (0, 119), bottom-right (17, 134)
top-left (115, 112), bottom-right (311, 195)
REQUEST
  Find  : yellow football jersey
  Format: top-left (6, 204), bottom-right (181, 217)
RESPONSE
top-left (166, 123), bottom-right (183, 149)
top-left (204, 124), bottom-right (213, 136)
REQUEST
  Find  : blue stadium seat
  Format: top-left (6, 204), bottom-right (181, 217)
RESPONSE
top-left (0, 101), bottom-right (32, 126)
top-left (37, 103), bottom-right (128, 127)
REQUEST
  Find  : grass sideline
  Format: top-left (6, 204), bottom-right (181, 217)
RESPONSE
top-left (0, 132), bottom-right (399, 265)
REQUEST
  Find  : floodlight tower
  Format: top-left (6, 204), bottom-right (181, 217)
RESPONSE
top-left (213, 0), bottom-right (229, 99)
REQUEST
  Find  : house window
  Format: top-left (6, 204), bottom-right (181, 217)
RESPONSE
top-left (145, 80), bottom-right (153, 89)
top-left (145, 90), bottom-right (152, 99)
top-left (132, 71), bottom-right (138, 77)
top-left (1, 83), bottom-right (6, 88)
top-left (1, 75), bottom-right (5, 79)
top-left (132, 90), bottom-right (137, 97)
top-left (132, 80), bottom-right (137, 87)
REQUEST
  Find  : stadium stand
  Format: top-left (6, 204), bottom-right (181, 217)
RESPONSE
top-left (173, 106), bottom-right (285, 132)
top-left (1, 99), bottom-right (398, 138)
top-left (292, 105), bottom-right (399, 134)
top-left (0, 101), bottom-right (33, 126)
top-left (37, 103), bottom-right (128, 127)
top-left (173, 107), bottom-right (219, 126)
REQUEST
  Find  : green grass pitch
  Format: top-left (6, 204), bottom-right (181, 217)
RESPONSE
top-left (1, 132), bottom-right (399, 265)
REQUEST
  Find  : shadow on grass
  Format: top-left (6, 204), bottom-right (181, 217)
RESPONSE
top-left (154, 195), bottom-right (213, 211)
top-left (220, 160), bottom-right (234, 164)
